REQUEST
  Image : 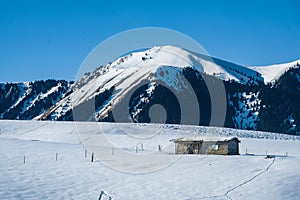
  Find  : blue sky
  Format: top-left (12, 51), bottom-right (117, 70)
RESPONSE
top-left (0, 0), bottom-right (299, 82)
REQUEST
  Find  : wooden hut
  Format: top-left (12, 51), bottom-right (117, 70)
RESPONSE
top-left (170, 137), bottom-right (240, 155)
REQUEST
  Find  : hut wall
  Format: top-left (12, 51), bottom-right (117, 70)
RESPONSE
top-left (176, 143), bottom-right (188, 154)
top-left (174, 139), bottom-right (240, 155)
top-left (199, 142), bottom-right (211, 154)
top-left (227, 140), bottom-right (239, 155)
top-left (204, 142), bottom-right (228, 155)
top-left (175, 142), bottom-right (201, 154)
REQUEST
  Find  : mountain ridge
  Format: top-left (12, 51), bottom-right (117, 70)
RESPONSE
top-left (0, 45), bottom-right (299, 135)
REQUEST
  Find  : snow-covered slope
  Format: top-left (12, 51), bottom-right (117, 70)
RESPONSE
top-left (228, 91), bottom-right (261, 130)
top-left (37, 46), bottom-right (263, 121)
top-left (248, 59), bottom-right (300, 84)
top-left (1, 46), bottom-right (299, 134)
top-left (0, 80), bottom-right (71, 120)
top-left (106, 45), bottom-right (263, 84)
top-left (33, 46), bottom-right (300, 134)
top-left (0, 120), bottom-right (300, 199)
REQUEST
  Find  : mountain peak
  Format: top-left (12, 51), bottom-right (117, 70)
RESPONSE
top-left (108, 45), bottom-right (263, 84)
top-left (248, 59), bottom-right (300, 83)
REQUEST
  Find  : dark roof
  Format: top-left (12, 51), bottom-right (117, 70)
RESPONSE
top-left (170, 137), bottom-right (240, 143)
top-left (225, 137), bottom-right (241, 143)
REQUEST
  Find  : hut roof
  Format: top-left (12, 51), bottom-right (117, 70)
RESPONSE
top-left (170, 137), bottom-right (240, 143)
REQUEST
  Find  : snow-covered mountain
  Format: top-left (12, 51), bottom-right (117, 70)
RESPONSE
top-left (1, 45), bottom-right (299, 134)
top-left (248, 59), bottom-right (300, 84)
top-left (36, 46), bottom-right (264, 121)
top-left (0, 80), bottom-right (72, 120)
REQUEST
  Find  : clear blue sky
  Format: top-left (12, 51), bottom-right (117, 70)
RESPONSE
top-left (1, 0), bottom-right (299, 82)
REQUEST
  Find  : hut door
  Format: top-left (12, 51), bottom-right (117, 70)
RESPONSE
top-left (188, 143), bottom-right (200, 154)
top-left (187, 144), bottom-right (194, 154)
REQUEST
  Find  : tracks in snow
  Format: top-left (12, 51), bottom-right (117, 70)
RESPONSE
top-left (225, 157), bottom-right (276, 199)
top-left (186, 157), bottom-right (276, 200)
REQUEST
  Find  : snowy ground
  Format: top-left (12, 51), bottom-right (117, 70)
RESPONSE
top-left (0, 120), bottom-right (300, 200)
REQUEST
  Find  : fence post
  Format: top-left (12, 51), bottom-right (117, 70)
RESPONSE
top-left (85, 149), bottom-right (87, 158)
top-left (91, 152), bottom-right (94, 162)
top-left (56, 153), bottom-right (58, 161)
top-left (23, 156), bottom-right (26, 164)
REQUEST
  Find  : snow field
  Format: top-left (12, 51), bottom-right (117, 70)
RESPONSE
top-left (0, 120), bottom-right (300, 199)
